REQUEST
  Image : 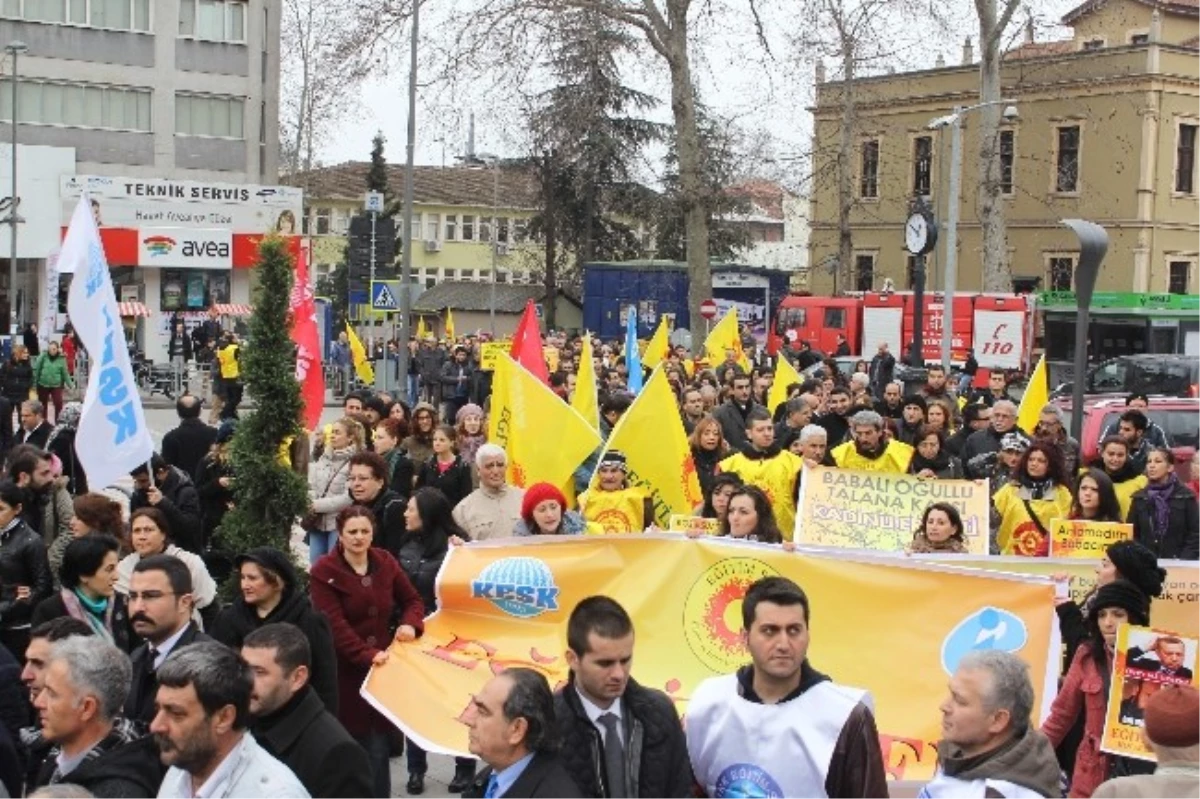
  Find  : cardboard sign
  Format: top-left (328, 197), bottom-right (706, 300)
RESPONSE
top-left (667, 515), bottom-right (719, 535)
top-left (1050, 519), bottom-right (1133, 559)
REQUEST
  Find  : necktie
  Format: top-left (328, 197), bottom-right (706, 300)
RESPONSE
top-left (484, 773), bottom-right (500, 798)
top-left (598, 712), bottom-right (626, 798)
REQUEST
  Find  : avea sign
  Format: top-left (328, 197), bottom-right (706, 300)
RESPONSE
top-left (137, 227), bottom-right (232, 269)
top-left (181, 240), bottom-right (230, 258)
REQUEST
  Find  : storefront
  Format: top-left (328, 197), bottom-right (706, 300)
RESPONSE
top-left (59, 175), bottom-right (302, 361)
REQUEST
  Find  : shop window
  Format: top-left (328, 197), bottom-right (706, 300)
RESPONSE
top-left (161, 270), bottom-right (229, 312)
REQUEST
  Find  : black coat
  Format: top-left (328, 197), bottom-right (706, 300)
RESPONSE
top-left (0, 640), bottom-right (27, 771)
top-left (30, 590), bottom-right (132, 653)
top-left (554, 678), bottom-right (693, 798)
top-left (129, 467), bottom-right (204, 555)
top-left (464, 752), bottom-right (584, 799)
top-left (17, 421), bottom-right (51, 450)
top-left (195, 454), bottom-right (235, 544)
top-left (254, 686), bottom-right (373, 799)
top-left (357, 489), bottom-right (407, 555)
top-left (34, 720), bottom-right (163, 798)
top-left (416, 455), bottom-right (474, 507)
top-left (1, 360), bottom-right (32, 404)
top-left (47, 429), bottom-right (87, 495)
top-left (396, 534), bottom-right (448, 613)
top-left (123, 624), bottom-right (211, 724)
top-left (1128, 481), bottom-right (1200, 560)
top-left (209, 588), bottom-right (340, 715)
top-left (0, 519), bottom-right (52, 631)
top-left (162, 419), bottom-right (218, 480)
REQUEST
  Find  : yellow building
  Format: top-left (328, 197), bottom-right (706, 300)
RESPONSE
top-left (807, 0), bottom-right (1200, 297)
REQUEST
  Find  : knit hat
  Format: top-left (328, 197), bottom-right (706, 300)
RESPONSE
top-left (233, 547), bottom-right (298, 596)
top-left (215, 419), bottom-right (239, 445)
top-left (598, 450), bottom-right (628, 471)
top-left (903, 394), bottom-right (927, 412)
top-left (1000, 432), bottom-right (1029, 453)
top-left (1144, 685), bottom-right (1200, 747)
top-left (1106, 541), bottom-right (1166, 599)
top-left (1092, 579), bottom-right (1150, 626)
top-left (456, 403), bottom-right (485, 424)
top-left (521, 482), bottom-right (568, 525)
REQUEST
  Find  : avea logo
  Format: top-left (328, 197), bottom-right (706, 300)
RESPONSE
top-left (713, 764), bottom-right (784, 798)
top-left (181, 240), bottom-right (230, 258)
top-left (471, 557), bottom-right (560, 619)
top-left (143, 235), bottom-right (175, 256)
top-left (941, 606), bottom-right (1028, 675)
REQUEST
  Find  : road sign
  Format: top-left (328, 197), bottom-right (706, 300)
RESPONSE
top-left (371, 280), bottom-right (401, 312)
top-left (365, 191), bottom-right (385, 213)
top-left (699, 299), bottom-right (719, 320)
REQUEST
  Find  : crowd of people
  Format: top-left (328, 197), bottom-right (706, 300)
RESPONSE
top-left (0, 321), bottom-right (1192, 799)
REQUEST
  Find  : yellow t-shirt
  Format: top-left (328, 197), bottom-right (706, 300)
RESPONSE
top-left (993, 483), bottom-right (1073, 556)
top-left (579, 487), bottom-right (649, 534)
top-left (830, 440), bottom-right (915, 474)
top-left (217, 344), bottom-right (240, 380)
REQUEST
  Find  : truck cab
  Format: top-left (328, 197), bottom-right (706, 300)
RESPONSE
top-left (768, 295), bottom-right (861, 356)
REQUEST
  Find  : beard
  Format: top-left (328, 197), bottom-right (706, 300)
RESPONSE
top-left (854, 439), bottom-right (886, 458)
top-left (155, 725), bottom-right (219, 775)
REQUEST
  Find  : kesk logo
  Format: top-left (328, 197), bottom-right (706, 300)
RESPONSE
top-left (940, 606), bottom-right (1028, 675)
top-left (683, 558), bottom-right (780, 674)
top-left (713, 763), bottom-right (784, 798)
top-left (471, 557), bottom-right (560, 619)
top-left (142, 235), bottom-right (175, 257)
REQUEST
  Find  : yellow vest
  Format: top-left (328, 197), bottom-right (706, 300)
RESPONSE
top-left (217, 344), bottom-right (240, 379)
top-left (579, 487), bottom-right (649, 533)
top-left (993, 483), bottom-right (1073, 556)
top-left (830, 440), bottom-right (914, 474)
top-left (718, 449), bottom-right (805, 542)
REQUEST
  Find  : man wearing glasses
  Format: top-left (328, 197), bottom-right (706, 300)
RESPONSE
top-left (962, 399), bottom-right (1029, 479)
top-left (122, 555), bottom-right (210, 724)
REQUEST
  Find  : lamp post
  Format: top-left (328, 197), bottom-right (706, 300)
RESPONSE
top-left (396, 0), bottom-right (419, 392)
top-left (1061, 218), bottom-right (1108, 442)
top-left (4, 41), bottom-right (26, 346)
top-left (927, 99), bottom-right (1018, 367)
top-left (461, 151), bottom-right (499, 336)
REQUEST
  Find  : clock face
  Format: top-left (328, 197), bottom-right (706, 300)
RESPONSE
top-left (906, 213), bottom-right (929, 254)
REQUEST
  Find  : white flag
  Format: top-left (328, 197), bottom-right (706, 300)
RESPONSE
top-left (64, 195), bottom-right (154, 490)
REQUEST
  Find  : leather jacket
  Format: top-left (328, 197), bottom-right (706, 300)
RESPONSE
top-left (0, 519), bottom-right (52, 630)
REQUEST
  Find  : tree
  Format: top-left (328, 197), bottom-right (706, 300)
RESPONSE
top-left (975, 0), bottom-right (1022, 292)
top-left (217, 237), bottom-right (309, 571)
top-left (368, 131), bottom-right (389, 194)
top-left (316, 261), bottom-right (350, 327)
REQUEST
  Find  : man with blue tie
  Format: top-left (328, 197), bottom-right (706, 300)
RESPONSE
top-left (462, 668), bottom-right (582, 799)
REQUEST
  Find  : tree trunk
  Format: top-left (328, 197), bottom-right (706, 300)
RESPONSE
top-left (543, 157), bottom-right (559, 329)
top-left (836, 39), bottom-right (856, 295)
top-left (976, 0), bottom-right (1019, 292)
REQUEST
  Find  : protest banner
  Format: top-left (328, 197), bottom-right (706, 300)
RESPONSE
top-left (363, 536), bottom-right (1058, 783)
top-left (667, 515), bottom-right (719, 535)
top-left (1101, 625), bottom-right (1198, 761)
top-left (926, 557), bottom-right (1200, 639)
top-left (1049, 519), bottom-right (1133, 559)
top-left (478, 341), bottom-right (510, 371)
top-left (795, 466), bottom-right (990, 555)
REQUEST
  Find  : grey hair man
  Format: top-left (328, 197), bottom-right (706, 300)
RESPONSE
top-left (922, 651), bottom-right (1059, 798)
top-left (31, 636), bottom-right (163, 797)
top-left (1033, 403), bottom-right (1081, 475)
top-left (453, 444), bottom-right (526, 541)
top-left (830, 410), bottom-right (913, 473)
top-left (776, 397), bottom-right (813, 440)
top-left (153, 642), bottom-right (309, 799)
top-left (961, 399), bottom-right (1029, 479)
top-left (798, 424), bottom-right (829, 467)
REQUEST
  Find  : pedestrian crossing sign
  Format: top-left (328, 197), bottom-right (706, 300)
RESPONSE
top-left (370, 280), bottom-right (401, 312)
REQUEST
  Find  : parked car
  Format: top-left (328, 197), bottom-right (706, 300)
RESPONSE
top-left (1052, 354), bottom-right (1199, 400)
top-left (1054, 395), bottom-right (1198, 478)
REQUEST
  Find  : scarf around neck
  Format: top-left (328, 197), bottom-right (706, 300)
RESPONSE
top-left (1146, 474), bottom-right (1179, 534)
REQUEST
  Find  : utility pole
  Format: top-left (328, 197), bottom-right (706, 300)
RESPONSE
top-left (396, 0), bottom-right (419, 391)
top-left (5, 41), bottom-right (27, 349)
top-left (365, 190), bottom-right (384, 390)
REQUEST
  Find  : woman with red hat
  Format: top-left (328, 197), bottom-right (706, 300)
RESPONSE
top-left (514, 482), bottom-right (594, 536)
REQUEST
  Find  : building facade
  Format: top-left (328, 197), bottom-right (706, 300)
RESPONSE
top-left (0, 0), bottom-right (283, 360)
top-left (806, 0), bottom-right (1199, 299)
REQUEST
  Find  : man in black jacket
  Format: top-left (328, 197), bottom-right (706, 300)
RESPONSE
top-left (129, 455), bottom-right (204, 554)
top-left (555, 596), bottom-right (692, 798)
top-left (16, 400), bottom-right (51, 450)
top-left (161, 395), bottom-right (217, 480)
top-left (712, 375), bottom-right (766, 451)
top-left (244, 623), bottom-right (372, 799)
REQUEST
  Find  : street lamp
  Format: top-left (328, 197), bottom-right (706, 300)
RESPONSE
top-left (4, 41), bottom-right (27, 345)
top-left (927, 100), bottom-right (1018, 367)
top-left (462, 151), bottom-right (500, 336)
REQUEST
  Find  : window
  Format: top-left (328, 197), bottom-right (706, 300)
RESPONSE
top-left (1130, 33), bottom-right (1149, 44)
top-left (314, 208), bottom-right (330, 236)
top-left (1168, 261), bottom-right (1191, 295)
top-left (176, 94), bottom-right (244, 138)
top-left (1, 0), bottom-right (150, 31)
top-left (179, 0), bottom-right (246, 43)
top-left (497, 217), bottom-right (509, 243)
top-left (912, 136), bottom-right (932, 197)
top-left (444, 215), bottom-right (457, 241)
top-left (332, 209), bottom-right (349, 235)
top-left (1176, 123), bottom-right (1197, 194)
top-left (1082, 38), bottom-right (1104, 51)
top-left (1048, 256), bottom-right (1075, 291)
top-left (0, 79), bottom-right (151, 131)
top-left (860, 140), bottom-right (880, 198)
top-left (854, 254), bottom-right (875, 291)
top-left (999, 130), bottom-right (1015, 195)
top-left (824, 308), bottom-right (847, 328)
top-left (409, 213), bottom-right (421, 244)
top-left (1055, 126), bottom-right (1080, 193)
top-left (443, 269), bottom-right (457, 280)
top-left (424, 213), bottom-right (440, 242)
top-left (461, 215), bottom-right (475, 241)
top-left (513, 220), bottom-right (527, 242)
top-left (479, 217), bottom-right (492, 242)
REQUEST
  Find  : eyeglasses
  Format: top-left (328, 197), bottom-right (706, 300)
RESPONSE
top-left (127, 590), bottom-right (176, 603)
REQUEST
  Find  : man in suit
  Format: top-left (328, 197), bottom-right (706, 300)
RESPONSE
top-left (243, 623), bottom-right (372, 799)
top-left (464, 668), bottom-right (582, 799)
top-left (1129, 636), bottom-right (1194, 680)
top-left (123, 555), bottom-right (210, 724)
top-left (16, 400), bottom-right (51, 449)
top-left (161, 394), bottom-right (217, 479)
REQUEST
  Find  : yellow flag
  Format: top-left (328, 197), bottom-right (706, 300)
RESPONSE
top-left (488, 354), bottom-right (601, 491)
top-left (345, 323), bottom-right (375, 384)
top-left (572, 336), bottom-right (600, 431)
top-left (415, 315), bottom-right (428, 340)
top-left (588, 367), bottom-right (703, 526)
top-left (641, 317), bottom-right (670, 370)
top-left (1017, 354), bottom-right (1048, 435)
top-left (768, 354), bottom-right (804, 417)
top-left (703, 307), bottom-right (749, 371)
top-left (445, 308), bottom-right (456, 340)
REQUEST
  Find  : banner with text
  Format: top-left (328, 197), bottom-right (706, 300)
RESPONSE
top-left (668, 515), bottom-right (719, 535)
top-left (795, 466), bottom-right (990, 555)
top-left (1049, 519), bottom-right (1133, 559)
top-left (362, 537), bottom-right (1057, 783)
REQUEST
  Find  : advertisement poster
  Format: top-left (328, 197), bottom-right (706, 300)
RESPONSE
top-left (1049, 519), bottom-right (1134, 559)
top-left (1101, 625), bottom-right (1198, 761)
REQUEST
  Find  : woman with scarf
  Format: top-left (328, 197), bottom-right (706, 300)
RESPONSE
top-left (991, 440), bottom-right (1072, 556)
top-left (907, 425), bottom-right (964, 480)
top-left (401, 403), bottom-right (438, 465)
top-left (31, 534), bottom-right (130, 651)
top-left (1128, 447), bottom-right (1199, 559)
top-left (513, 482), bottom-right (592, 536)
top-left (45, 402), bottom-right (86, 495)
top-left (1090, 436), bottom-right (1148, 520)
top-left (48, 492), bottom-right (125, 588)
top-left (372, 417), bottom-right (415, 501)
top-left (908, 501), bottom-right (968, 553)
top-left (305, 416), bottom-right (362, 564)
top-left (454, 403), bottom-right (487, 482)
top-left (688, 416), bottom-right (730, 502)
top-left (1042, 579), bottom-right (1155, 797)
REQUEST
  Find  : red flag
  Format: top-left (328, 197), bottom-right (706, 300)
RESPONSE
top-left (509, 299), bottom-right (549, 384)
top-left (289, 241), bottom-right (325, 430)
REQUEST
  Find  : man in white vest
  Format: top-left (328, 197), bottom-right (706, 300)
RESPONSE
top-left (919, 650), bottom-right (1060, 798)
top-left (686, 576), bottom-right (888, 798)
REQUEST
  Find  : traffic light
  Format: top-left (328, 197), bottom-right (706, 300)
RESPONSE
top-left (347, 213), bottom-right (397, 281)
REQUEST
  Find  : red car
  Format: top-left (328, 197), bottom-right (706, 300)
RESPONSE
top-left (1054, 395), bottom-right (1198, 479)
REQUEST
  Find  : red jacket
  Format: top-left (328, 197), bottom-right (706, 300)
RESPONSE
top-left (310, 546), bottom-right (426, 737)
top-left (1041, 644), bottom-right (1110, 797)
